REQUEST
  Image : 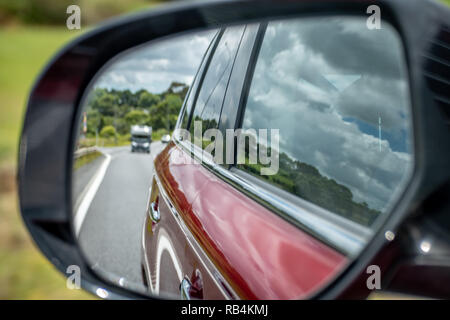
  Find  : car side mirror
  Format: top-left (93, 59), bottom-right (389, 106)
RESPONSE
top-left (18, 0), bottom-right (450, 300)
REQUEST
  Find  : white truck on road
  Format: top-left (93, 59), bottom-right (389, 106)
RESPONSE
top-left (130, 125), bottom-right (152, 153)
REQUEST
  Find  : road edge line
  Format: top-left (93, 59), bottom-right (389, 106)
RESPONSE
top-left (74, 151), bottom-right (111, 237)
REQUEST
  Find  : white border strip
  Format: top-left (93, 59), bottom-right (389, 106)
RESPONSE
top-left (74, 152), bottom-right (111, 237)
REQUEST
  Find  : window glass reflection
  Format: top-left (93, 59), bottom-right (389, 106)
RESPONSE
top-left (190, 26), bottom-right (245, 144)
top-left (239, 18), bottom-right (413, 227)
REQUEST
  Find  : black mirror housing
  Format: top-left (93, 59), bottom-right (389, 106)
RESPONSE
top-left (18, 0), bottom-right (450, 299)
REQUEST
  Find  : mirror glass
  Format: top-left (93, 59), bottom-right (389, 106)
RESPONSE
top-left (72, 16), bottom-right (413, 299)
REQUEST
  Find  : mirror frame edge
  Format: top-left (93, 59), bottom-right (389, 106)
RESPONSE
top-left (17, 0), bottom-right (450, 300)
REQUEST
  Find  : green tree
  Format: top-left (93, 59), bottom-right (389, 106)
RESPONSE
top-left (92, 93), bottom-right (118, 116)
top-left (85, 84), bottom-right (186, 139)
top-left (119, 89), bottom-right (139, 108)
top-left (163, 81), bottom-right (189, 100)
top-left (101, 116), bottom-right (114, 128)
top-left (125, 110), bottom-right (150, 126)
top-left (138, 91), bottom-right (161, 109)
top-left (86, 110), bottom-right (102, 136)
top-left (115, 118), bottom-right (129, 135)
top-left (100, 125), bottom-right (116, 138)
top-left (149, 94), bottom-right (182, 130)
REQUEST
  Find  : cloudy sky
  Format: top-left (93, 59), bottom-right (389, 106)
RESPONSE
top-left (242, 17), bottom-right (413, 212)
top-left (92, 17), bottom-right (414, 216)
top-left (95, 29), bottom-right (216, 93)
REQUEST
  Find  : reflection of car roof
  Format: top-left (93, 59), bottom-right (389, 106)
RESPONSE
top-left (131, 125), bottom-right (151, 136)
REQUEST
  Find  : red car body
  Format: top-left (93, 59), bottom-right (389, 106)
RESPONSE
top-left (142, 141), bottom-right (348, 299)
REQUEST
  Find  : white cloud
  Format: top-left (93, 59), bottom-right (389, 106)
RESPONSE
top-left (243, 18), bottom-right (413, 211)
top-left (94, 29), bottom-right (217, 93)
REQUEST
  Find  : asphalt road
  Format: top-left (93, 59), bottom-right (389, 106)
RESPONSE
top-left (74, 141), bottom-right (165, 289)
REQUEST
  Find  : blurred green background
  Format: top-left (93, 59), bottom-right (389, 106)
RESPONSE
top-left (0, 0), bottom-right (166, 299)
top-left (0, 0), bottom-right (449, 300)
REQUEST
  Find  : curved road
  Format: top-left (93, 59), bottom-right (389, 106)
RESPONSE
top-left (74, 142), bottom-right (164, 290)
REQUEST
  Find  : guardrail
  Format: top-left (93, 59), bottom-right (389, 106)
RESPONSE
top-left (74, 146), bottom-right (98, 159)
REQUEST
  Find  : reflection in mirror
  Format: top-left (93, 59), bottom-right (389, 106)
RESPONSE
top-left (237, 18), bottom-right (413, 228)
top-left (72, 30), bottom-right (216, 295)
top-left (72, 16), bottom-right (413, 300)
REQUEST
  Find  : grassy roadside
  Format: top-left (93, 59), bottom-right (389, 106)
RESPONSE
top-left (0, 26), bottom-right (94, 299)
top-left (73, 150), bottom-right (102, 170)
top-left (0, 26), bottom-right (82, 163)
top-left (78, 136), bottom-right (131, 148)
top-left (1, 0), bottom-right (449, 300)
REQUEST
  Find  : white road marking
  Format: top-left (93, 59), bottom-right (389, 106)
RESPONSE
top-left (74, 142), bottom-right (161, 238)
top-left (74, 150), bottom-right (111, 237)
